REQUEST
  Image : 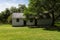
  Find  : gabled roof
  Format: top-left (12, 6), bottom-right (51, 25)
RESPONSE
top-left (12, 13), bottom-right (26, 18)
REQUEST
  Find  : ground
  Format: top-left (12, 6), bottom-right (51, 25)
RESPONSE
top-left (0, 24), bottom-right (60, 40)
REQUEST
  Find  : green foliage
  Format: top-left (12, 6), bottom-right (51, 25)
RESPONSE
top-left (18, 4), bottom-right (26, 13)
top-left (24, 0), bottom-right (52, 19)
top-left (10, 7), bottom-right (18, 13)
top-left (28, 0), bottom-right (43, 14)
top-left (0, 4), bottom-right (26, 24)
top-left (24, 0), bottom-right (60, 26)
top-left (24, 0), bottom-right (60, 18)
top-left (0, 8), bottom-right (11, 23)
top-left (7, 14), bottom-right (12, 24)
top-left (24, 8), bottom-right (31, 15)
top-left (42, 0), bottom-right (60, 17)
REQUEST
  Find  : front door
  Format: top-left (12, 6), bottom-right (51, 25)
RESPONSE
top-left (24, 20), bottom-right (26, 26)
top-left (35, 19), bottom-right (37, 26)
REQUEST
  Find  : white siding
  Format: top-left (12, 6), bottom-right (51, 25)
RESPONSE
top-left (12, 18), bottom-right (24, 26)
top-left (26, 20), bottom-right (35, 26)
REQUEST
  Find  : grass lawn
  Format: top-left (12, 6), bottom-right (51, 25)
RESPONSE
top-left (0, 24), bottom-right (60, 40)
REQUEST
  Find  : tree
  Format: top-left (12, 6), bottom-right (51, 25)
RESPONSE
top-left (5, 8), bottom-right (12, 23)
top-left (18, 4), bottom-right (26, 13)
top-left (24, 0), bottom-right (43, 26)
top-left (0, 4), bottom-right (26, 23)
top-left (0, 8), bottom-right (11, 23)
top-left (25, 0), bottom-right (60, 26)
top-left (7, 14), bottom-right (12, 24)
top-left (10, 7), bottom-right (18, 13)
top-left (28, 0), bottom-right (42, 15)
top-left (42, 0), bottom-right (60, 26)
top-left (0, 11), bottom-right (6, 23)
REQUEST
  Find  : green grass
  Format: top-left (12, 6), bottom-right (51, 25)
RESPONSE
top-left (0, 24), bottom-right (60, 40)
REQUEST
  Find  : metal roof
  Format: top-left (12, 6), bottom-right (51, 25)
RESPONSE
top-left (12, 13), bottom-right (26, 18)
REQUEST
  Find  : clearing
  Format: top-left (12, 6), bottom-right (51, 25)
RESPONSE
top-left (0, 24), bottom-right (60, 40)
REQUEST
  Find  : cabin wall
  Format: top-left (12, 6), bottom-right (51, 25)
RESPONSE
top-left (37, 19), bottom-right (52, 26)
top-left (26, 20), bottom-right (35, 26)
top-left (12, 18), bottom-right (24, 26)
top-left (12, 18), bottom-right (52, 26)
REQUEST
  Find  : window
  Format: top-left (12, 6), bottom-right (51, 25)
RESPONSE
top-left (30, 19), bottom-right (33, 22)
top-left (16, 19), bottom-right (19, 22)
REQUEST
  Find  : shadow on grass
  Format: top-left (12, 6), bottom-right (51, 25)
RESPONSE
top-left (12, 25), bottom-right (60, 32)
top-left (28, 25), bottom-right (60, 32)
top-left (43, 26), bottom-right (59, 31)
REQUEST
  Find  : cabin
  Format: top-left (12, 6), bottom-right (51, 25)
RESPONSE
top-left (12, 13), bottom-right (35, 26)
top-left (12, 13), bottom-right (52, 27)
top-left (12, 13), bottom-right (25, 26)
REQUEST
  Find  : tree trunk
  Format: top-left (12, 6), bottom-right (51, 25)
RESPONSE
top-left (51, 11), bottom-right (55, 27)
